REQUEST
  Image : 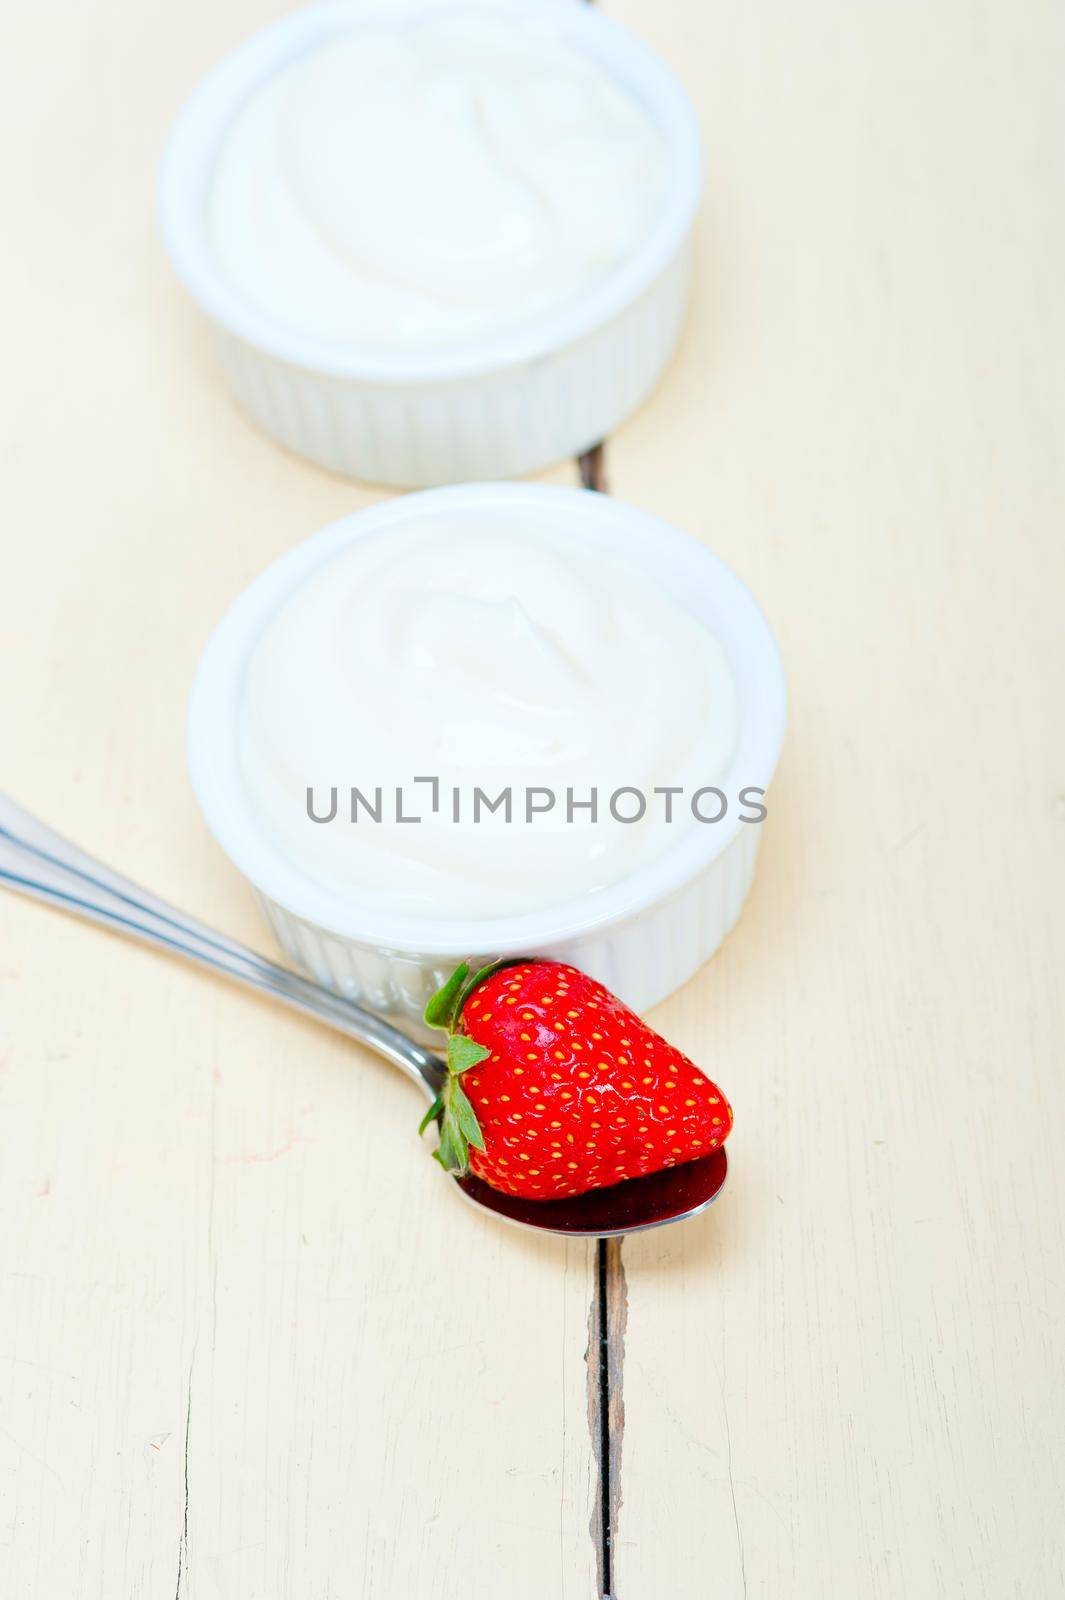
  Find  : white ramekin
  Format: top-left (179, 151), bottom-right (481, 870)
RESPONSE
top-left (187, 484), bottom-right (786, 1040)
top-left (157, 0), bottom-right (701, 488)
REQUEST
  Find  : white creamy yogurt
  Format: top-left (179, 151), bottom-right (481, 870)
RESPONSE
top-left (210, 5), bottom-right (669, 348)
top-left (238, 513), bottom-right (739, 919)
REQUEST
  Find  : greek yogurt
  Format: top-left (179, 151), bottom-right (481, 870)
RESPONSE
top-left (209, 4), bottom-right (669, 348)
top-left (238, 510), bottom-right (739, 920)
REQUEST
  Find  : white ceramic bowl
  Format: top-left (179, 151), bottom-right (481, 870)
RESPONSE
top-left (158, 0), bottom-right (701, 489)
top-left (188, 484), bottom-right (786, 1040)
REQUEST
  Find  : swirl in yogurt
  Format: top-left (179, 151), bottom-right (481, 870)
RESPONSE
top-left (238, 513), bottom-right (739, 919)
top-left (210, 6), bottom-right (669, 347)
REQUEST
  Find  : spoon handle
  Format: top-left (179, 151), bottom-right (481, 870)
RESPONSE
top-left (0, 793), bottom-right (444, 1097)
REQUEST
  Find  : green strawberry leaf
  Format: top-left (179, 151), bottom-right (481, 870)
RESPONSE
top-left (424, 962), bottom-right (470, 1033)
top-left (447, 1034), bottom-right (490, 1076)
top-left (450, 1079), bottom-right (485, 1150)
top-left (433, 1116), bottom-right (467, 1174)
top-left (417, 1094), bottom-right (444, 1137)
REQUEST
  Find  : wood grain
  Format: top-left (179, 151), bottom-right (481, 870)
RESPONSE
top-left (2, 0), bottom-right (1064, 1595)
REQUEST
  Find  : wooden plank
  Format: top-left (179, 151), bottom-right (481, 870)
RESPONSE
top-left (0, 2), bottom-right (599, 1594)
top-left (603, 0), bottom-right (1065, 1594)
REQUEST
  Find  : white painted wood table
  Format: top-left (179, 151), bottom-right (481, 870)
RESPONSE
top-left (2, 1), bottom-right (1063, 1595)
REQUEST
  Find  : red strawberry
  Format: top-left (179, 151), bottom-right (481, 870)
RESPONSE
top-left (420, 959), bottom-right (733, 1200)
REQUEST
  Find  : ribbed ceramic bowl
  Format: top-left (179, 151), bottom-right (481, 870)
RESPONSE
top-left (158, 0), bottom-right (701, 488)
top-left (187, 484), bottom-right (786, 1040)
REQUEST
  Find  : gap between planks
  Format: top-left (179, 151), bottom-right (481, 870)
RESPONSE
top-left (575, 438), bottom-right (626, 1598)
top-left (588, 1238), bottom-right (628, 1599)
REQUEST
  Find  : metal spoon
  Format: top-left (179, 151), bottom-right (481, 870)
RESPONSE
top-left (0, 794), bottom-right (727, 1237)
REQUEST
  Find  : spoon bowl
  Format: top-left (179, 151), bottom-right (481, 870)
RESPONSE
top-left (456, 1148), bottom-right (727, 1237)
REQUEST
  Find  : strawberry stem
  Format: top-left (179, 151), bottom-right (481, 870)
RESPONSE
top-left (420, 960), bottom-right (506, 1175)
